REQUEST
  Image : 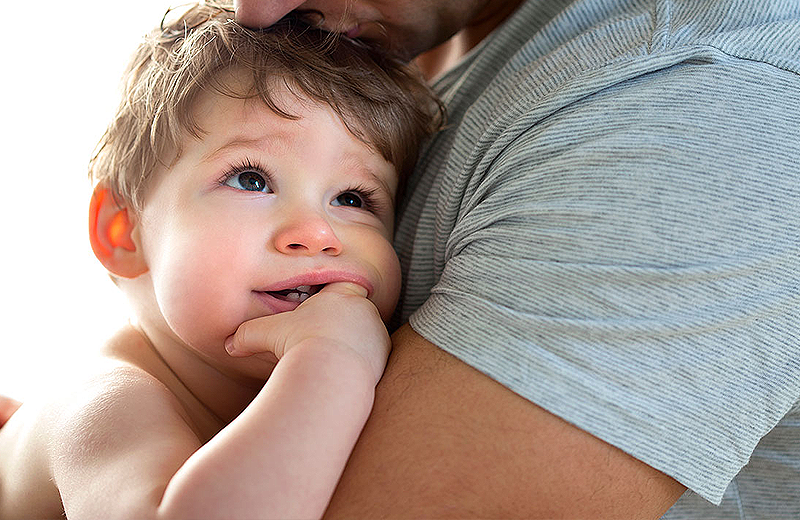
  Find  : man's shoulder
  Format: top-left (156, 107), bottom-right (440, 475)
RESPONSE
top-left (441, 0), bottom-right (800, 121)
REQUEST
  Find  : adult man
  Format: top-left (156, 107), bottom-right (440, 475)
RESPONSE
top-left (233, 1), bottom-right (800, 518)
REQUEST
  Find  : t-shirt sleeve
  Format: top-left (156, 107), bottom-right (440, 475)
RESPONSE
top-left (408, 57), bottom-right (800, 504)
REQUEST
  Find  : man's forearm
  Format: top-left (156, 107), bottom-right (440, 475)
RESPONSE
top-left (324, 324), bottom-right (685, 518)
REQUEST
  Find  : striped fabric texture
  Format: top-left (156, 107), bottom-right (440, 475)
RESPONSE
top-left (392, 0), bottom-right (800, 517)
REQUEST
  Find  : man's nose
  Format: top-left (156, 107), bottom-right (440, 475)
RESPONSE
top-left (234, 0), bottom-right (307, 28)
top-left (273, 211), bottom-right (343, 256)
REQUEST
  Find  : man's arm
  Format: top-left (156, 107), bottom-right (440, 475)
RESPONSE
top-left (324, 324), bottom-right (686, 519)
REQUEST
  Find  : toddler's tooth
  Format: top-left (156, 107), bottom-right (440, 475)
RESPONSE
top-left (298, 293), bottom-right (310, 302)
top-left (286, 292), bottom-right (301, 301)
top-left (296, 285), bottom-right (312, 292)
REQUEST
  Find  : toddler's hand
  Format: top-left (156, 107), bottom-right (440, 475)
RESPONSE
top-left (225, 282), bottom-right (391, 384)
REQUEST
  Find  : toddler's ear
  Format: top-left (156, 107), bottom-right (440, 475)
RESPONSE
top-left (89, 185), bottom-right (148, 278)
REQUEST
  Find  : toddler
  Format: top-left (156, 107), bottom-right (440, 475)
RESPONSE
top-left (0, 2), bottom-right (440, 518)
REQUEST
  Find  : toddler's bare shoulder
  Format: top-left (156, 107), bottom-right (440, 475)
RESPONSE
top-left (0, 340), bottom-right (175, 518)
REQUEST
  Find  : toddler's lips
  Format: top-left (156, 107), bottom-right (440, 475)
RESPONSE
top-left (258, 270), bottom-right (374, 299)
top-left (252, 290), bottom-right (307, 313)
top-left (264, 284), bottom-right (324, 303)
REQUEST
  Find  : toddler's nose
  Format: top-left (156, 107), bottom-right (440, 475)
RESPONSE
top-left (273, 212), bottom-right (343, 256)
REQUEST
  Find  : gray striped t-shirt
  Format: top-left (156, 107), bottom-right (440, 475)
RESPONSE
top-left (392, 0), bottom-right (800, 517)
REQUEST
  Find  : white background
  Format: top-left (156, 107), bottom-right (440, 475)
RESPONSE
top-left (0, 1), bottom-right (181, 400)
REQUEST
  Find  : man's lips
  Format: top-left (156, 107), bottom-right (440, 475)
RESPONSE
top-left (345, 24), bottom-right (362, 38)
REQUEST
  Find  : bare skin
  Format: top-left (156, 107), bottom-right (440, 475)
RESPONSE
top-left (0, 397), bottom-right (20, 428)
top-left (230, 0), bottom-right (688, 518)
top-left (0, 86), bottom-right (400, 519)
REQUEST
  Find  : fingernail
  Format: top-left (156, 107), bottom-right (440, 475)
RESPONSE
top-left (224, 337), bottom-right (235, 354)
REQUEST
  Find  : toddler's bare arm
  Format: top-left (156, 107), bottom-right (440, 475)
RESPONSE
top-left (3, 282), bottom-right (389, 519)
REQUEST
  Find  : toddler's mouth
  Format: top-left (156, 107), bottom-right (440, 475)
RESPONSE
top-left (264, 284), bottom-right (324, 303)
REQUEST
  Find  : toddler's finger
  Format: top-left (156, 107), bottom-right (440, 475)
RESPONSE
top-left (225, 314), bottom-right (288, 357)
top-left (318, 281), bottom-right (369, 298)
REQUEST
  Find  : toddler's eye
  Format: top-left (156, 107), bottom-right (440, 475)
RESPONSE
top-left (333, 191), bottom-right (363, 208)
top-left (226, 171), bottom-right (268, 192)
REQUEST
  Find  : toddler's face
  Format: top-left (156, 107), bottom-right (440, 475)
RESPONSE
top-left (134, 84), bottom-right (401, 374)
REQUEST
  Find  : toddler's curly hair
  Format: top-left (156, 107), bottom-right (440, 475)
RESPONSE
top-left (89, 1), bottom-right (443, 211)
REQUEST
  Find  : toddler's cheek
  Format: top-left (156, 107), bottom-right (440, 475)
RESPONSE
top-left (376, 252), bottom-right (402, 322)
top-left (152, 265), bottom-right (241, 352)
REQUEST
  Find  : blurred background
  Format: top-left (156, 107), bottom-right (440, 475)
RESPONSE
top-left (0, 1), bottom-right (180, 401)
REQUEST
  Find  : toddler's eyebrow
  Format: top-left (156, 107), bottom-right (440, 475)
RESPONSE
top-left (340, 152), bottom-right (396, 195)
top-left (202, 134), bottom-right (290, 163)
